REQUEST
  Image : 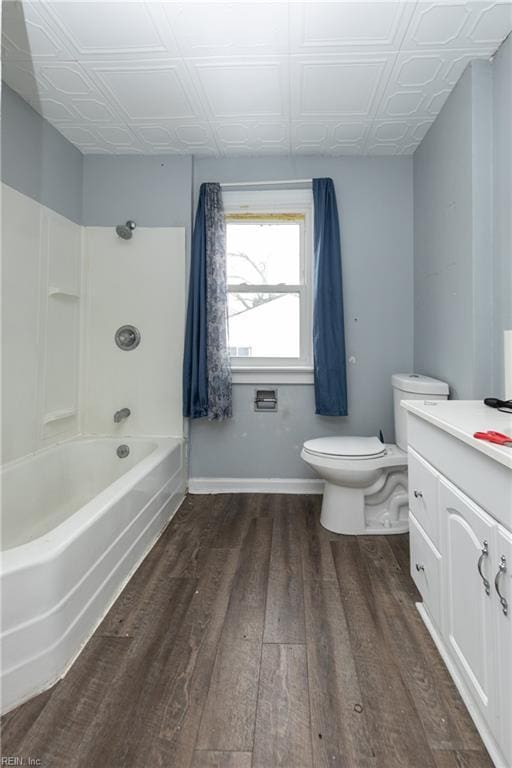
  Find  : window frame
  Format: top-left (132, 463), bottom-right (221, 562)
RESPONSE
top-left (223, 189), bottom-right (314, 382)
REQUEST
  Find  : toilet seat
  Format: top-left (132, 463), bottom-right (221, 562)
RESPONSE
top-left (303, 435), bottom-right (387, 460)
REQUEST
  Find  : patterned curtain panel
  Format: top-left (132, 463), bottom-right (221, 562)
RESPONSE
top-left (205, 184), bottom-right (232, 420)
top-left (183, 183), bottom-right (232, 421)
top-left (312, 178), bottom-right (348, 416)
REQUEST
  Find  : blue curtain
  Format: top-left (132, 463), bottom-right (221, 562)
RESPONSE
top-left (312, 178), bottom-right (348, 416)
top-left (183, 185), bottom-right (208, 418)
top-left (183, 183), bottom-right (232, 420)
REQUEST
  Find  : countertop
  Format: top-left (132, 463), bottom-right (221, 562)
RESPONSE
top-left (401, 400), bottom-right (512, 470)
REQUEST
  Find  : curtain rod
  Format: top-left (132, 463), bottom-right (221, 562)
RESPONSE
top-left (220, 178), bottom-right (312, 188)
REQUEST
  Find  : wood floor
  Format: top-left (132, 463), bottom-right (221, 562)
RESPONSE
top-left (1, 494), bottom-right (493, 768)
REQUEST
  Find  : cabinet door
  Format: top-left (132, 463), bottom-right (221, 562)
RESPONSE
top-left (440, 478), bottom-right (496, 724)
top-left (410, 512), bottom-right (442, 629)
top-left (495, 526), bottom-right (512, 768)
top-left (408, 448), bottom-right (440, 548)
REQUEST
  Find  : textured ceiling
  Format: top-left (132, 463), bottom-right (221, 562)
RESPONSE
top-left (2, 1), bottom-right (512, 156)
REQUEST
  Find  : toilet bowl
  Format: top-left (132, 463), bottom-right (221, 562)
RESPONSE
top-left (301, 438), bottom-right (408, 534)
top-left (301, 373), bottom-right (449, 535)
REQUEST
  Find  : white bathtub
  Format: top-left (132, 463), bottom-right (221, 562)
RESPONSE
top-left (0, 436), bottom-right (185, 714)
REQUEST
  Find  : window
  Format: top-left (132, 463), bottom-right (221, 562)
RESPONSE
top-left (224, 189), bottom-right (313, 382)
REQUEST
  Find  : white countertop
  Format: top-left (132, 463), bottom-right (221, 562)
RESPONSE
top-left (401, 400), bottom-right (512, 470)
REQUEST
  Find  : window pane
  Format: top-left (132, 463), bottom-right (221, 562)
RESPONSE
top-left (226, 223), bottom-right (300, 285)
top-left (228, 292), bottom-right (300, 358)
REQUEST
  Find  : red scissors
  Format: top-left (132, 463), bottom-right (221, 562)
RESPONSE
top-left (474, 430), bottom-right (512, 446)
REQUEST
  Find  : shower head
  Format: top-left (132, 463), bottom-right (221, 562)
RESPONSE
top-left (116, 220), bottom-right (136, 240)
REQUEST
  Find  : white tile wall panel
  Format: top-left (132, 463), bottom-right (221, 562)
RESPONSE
top-left (3, 1), bottom-right (512, 156)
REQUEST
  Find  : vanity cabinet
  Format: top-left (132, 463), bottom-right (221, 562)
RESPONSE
top-left (495, 526), bottom-right (512, 767)
top-left (440, 478), bottom-right (496, 728)
top-left (404, 402), bottom-right (512, 768)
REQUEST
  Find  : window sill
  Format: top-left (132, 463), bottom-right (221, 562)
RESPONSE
top-left (231, 366), bottom-right (314, 384)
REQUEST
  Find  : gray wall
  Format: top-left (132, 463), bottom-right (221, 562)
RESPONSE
top-left (1, 84), bottom-right (83, 223)
top-left (413, 61), bottom-right (494, 399)
top-left (190, 156), bottom-right (414, 478)
top-left (492, 35), bottom-right (512, 396)
top-left (82, 154), bottom-right (193, 233)
top-left (77, 152), bottom-right (414, 479)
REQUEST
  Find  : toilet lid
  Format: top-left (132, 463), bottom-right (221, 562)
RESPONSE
top-left (303, 436), bottom-right (386, 459)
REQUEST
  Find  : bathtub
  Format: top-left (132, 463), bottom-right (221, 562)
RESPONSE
top-left (1, 436), bottom-right (185, 714)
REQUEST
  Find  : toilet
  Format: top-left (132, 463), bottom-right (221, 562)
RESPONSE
top-left (301, 373), bottom-right (449, 535)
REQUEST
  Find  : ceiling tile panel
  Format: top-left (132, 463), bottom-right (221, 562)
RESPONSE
top-left (132, 123), bottom-right (181, 151)
top-left (365, 117), bottom-right (437, 154)
top-left (212, 119), bottom-right (289, 155)
top-left (37, 97), bottom-right (76, 122)
top-left (3, 1), bottom-right (512, 156)
top-left (72, 98), bottom-right (118, 122)
top-left (373, 120), bottom-right (409, 141)
top-left (375, 48), bottom-right (493, 122)
top-left (333, 122), bottom-right (368, 142)
top-left (2, 59), bottom-right (48, 102)
top-left (290, 1), bottom-right (415, 53)
top-left (402, 2), bottom-right (512, 53)
top-left (163, 2), bottom-right (289, 57)
top-left (89, 60), bottom-right (203, 121)
top-left (43, 1), bottom-right (175, 58)
top-left (39, 62), bottom-right (95, 95)
top-left (189, 58), bottom-right (288, 118)
top-left (292, 55), bottom-right (394, 118)
top-left (56, 124), bottom-right (102, 148)
top-left (292, 119), bottom-right (369, 154)
top-left (467, 2), bottom-right (512, 44)
top-left (1, 0), bottom-right (74, 61)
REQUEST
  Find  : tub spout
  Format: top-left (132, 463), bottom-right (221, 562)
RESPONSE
top-left (114, 408), bottom-right (131, 424)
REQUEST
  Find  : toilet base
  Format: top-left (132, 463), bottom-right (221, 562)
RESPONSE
top-left (319, 470), bottom-right (408, 535)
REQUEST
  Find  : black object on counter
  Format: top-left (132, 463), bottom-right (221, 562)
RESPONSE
top-left (484, 397), bottom-right (512, 414)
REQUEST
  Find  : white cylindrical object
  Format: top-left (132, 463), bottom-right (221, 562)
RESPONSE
top-left (505, 330), bottom-right (512, 400)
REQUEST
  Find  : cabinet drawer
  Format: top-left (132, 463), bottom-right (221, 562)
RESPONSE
top-left (410, 512), bottom-right (442, 629)
top-left (408, 448), bottom-right (440, 547)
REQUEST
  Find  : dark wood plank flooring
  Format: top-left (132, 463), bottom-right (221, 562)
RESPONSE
top-left (1, 494), bottom-right (493, 768)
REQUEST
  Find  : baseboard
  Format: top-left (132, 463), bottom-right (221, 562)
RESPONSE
top-left (188, 477), bottom-right (324, 494)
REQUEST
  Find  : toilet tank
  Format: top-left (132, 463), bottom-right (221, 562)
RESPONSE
top-left (392, 373), bottom-right (449, 451)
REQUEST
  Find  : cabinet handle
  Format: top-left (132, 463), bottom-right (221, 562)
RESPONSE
top-left (494, 555), bottom-right (508, 616)
top-left (413, 490), bottom-right (423, 499)
top-left (477, 540), bottom-right (490, 596)
top-left (415, 563), bottom-right (425, 572)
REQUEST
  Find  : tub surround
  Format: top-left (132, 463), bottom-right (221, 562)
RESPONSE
top-left (1, 183), bottom-right (82, 463)
top-left (83, 226), bottom-right (186, 439)
top-left (0, 437), bottom-right (185, 714)
top-left (403, 400), bottom-right (512, 768)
